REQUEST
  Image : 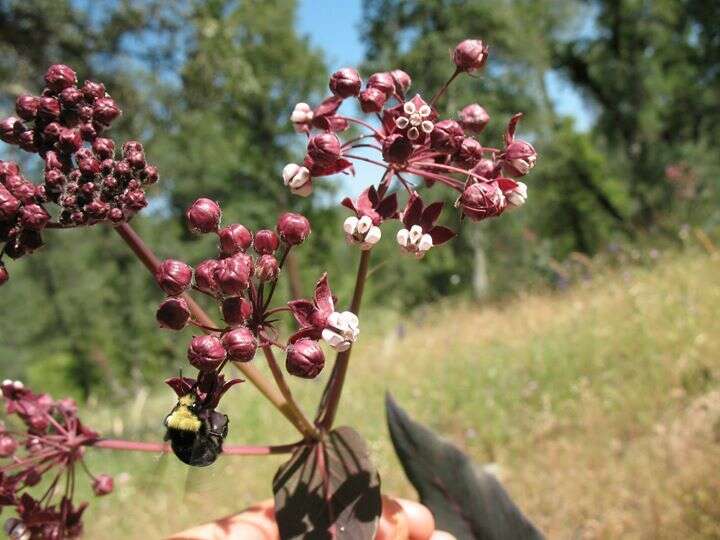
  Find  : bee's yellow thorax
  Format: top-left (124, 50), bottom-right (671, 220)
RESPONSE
top-left (165, 395), bottom-right (201, 432)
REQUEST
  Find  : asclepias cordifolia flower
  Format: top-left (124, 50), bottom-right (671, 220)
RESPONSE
top-left (0, 64), bottom-right (160, 285)
top-left (186, 197), bottom-right (222, 234)
top-left (500, 113), bottom-right (537, 177)
top-left (396, 194), bottom-right (455, 258)
top-left (0, 381), bottom-right (112, 539)
top-left (287, 273), bottom-right (360, 353)
top-left (341, 186), bottom-right (398, 250)
top-left (285, 338), bottom-right (325, 379)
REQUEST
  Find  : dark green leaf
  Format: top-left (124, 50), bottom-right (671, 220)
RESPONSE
top-left (273, 426), bottom-right (382, 539)
top-left (386, 393), bottom-right (543, 540)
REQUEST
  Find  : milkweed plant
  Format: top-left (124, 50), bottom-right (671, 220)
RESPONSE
top-left (0, 38), bottom-right (537, 539)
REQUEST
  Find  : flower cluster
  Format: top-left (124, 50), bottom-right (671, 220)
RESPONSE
top-left (156, 199), bottom-right (357, 383)
top-left (0, 380), bottom-right (112, 539)
top-left (0, 65), bottom-right (158, 287)
top-left (283, 39), bottom-right (537, 258)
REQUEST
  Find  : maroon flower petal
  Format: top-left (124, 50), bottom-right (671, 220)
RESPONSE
top-left (313, 273), bottom-right (334, 315)
top-left (504, 112), bottom-right (524, 146)
top-left (420, 201), bottom-right (444, 230)
top-left (313, 96), bottom-right (343, 118)
top-left (288, 299), bottom-right (316, 327)
top-left (429, 226), bottom-right (456, 245)
top-left (402, 193), bottom-right (424, 228)
top-left (376, 193), bottom-right (398, 220)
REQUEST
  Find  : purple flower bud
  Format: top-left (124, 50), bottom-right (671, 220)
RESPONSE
top-left (458, 103), bottom-right (490, 133)
top-left (286, 338), bottom-right (325, 379)
top-left (382, 134), bottom-right (413, 164)
top-left (142, 164), bottom-right (159, 185)
top-left (253, 229), bottom-right (279, 255)
top-left (58, 128), bottom-right (82, 153)
top-left (214, 254), bottom-right (253, 295)
top-left (43, 122), bottom-right (62, 142)
top-left (126, 150), bottom-right (145, 170)
top-left (156, 297), bottom-right (191, 330)
top-left (186, 198), bottom-right (222, 234)
top-left (92, 137), bottom-right (115, 159)
top-left (0, 117), bottom-right (20, 144)
top-left (92, 474), bottom-right (114, 496)
top-left (17, 129), bottom-right (37, 153)
top-left (44, 64), bottom-right (77, 92)
top-left (15, 95), bottom-right (39, 120)
top-left (390, 69), bottom-right (412, 94)
top-left (430, 119), bottom-right (465, 153)
top-left (277, 212), bottom-right (311, 245)
top-left (0, 186), bottom-right (20, 220)
top-left (59, 86), bottom-right (84, 107)
top-left (194, 259), bottom-right (220, 295)
top-left (456, 181), bottom-right (506, 221)
top-left (44, 169), bottom-right (65, 188)
top-left (221, 296), bottom-right (252, 325)
top-left (0, 265), bottom-right (8, 288)
top-left (155, 259), bottom-right (193, 296)
top-left (222, 327), bottom-right (257, 362)
top-left (329, 67), bottom-right (362, 98)
top-left (0, 434), bottom-right (17, 457)
top-left (502, 140), bottom-right (537, 177)
top-left (455, 137), bottom-right (483, 168)
top-left (122, 140), bottom-right (144, 156)
top-left (188, 335), bottom-right (226, 371)
top-left (359, 87), bottom-right (387, 113)
top-left (79, 122), bottom-right (97, 141)
top-left (256, 254), bottom-right (279, 282)
top-left (218, 224), bottom-right (253, 256)
top-left (113, 160), bottom-right (131, 178)
top-left (78, 158), bottom-right (100, 177)
top-left (453, 39), bottom-right (489, 72)
top-left (93, 97), bottom-right (121, 125)
top-left (82, 80), bottom-right (106, 101)
top-left (472, 158), bottom-right (498, 179)
top-left (307, 133), bottom-right (342, 167)
top-left (5, 175), bottom-right (35, 203)
top-left (108, 207), bottom-right (124, 222)
top-left (37, 96), bottom-right (61, 119)
top-left (367, 72), bottom-right (395, 98)
top-left (19, 204), bottom-right (50, 230)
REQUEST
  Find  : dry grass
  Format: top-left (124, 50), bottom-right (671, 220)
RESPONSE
top-left (80, 250), bottom-right (720, 538)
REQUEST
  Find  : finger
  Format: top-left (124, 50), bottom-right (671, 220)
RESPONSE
top-left (395, 498), bottom-right (435, 540)
top-left (375, 495), bottom-right (410, 539)
top-left (166, 499), bottom-right (278, 540)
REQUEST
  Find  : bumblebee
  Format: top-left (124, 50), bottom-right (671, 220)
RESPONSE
top-left (163, 393), bottom-right (229, 467)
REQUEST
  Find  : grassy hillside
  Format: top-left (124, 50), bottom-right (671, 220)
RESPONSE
top-left (76, 250), bottom-right (720, 538)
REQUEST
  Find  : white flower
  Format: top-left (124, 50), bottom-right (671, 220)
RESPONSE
top-left (506, 181), bottom-right (528, 207)
top-left (322, 311), bottom-right (360, 351)
top-left (282, 163), bottom-right (312, 197)
top-left (344, 216), bottom-right (382, 250)
top-left (290, 102), bottom-right (313, 132)
top-left (395, 100), bottom-right (434, 140)
top-left (396, 226), bottom-right (433, 258)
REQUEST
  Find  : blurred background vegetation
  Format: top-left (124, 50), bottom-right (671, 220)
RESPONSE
top-left (0, 0), bottom-right (718, 403)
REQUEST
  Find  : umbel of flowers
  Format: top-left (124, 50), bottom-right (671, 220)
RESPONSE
top-left (0, 65), bottom-right (159, 287)
top-left (284, 38), bottom-right (536, 258)
top-left (0, 37), bottom-right (538, 538)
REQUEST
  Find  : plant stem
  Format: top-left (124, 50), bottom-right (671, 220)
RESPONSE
top-left (262, 346), bottom-right (319, 439)
top-left (94, 439), bottom-right (299, 455)
top-left (315, 249), bottom-right (371, 429)
top-left (112, 222), bottom-right (315, 439)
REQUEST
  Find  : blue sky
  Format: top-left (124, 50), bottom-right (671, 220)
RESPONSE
top-left (296, 0), bottom-right (593, 131)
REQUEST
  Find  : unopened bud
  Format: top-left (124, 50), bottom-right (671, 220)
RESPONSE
top-left (155, 259), bottom-right (193, 296)
top-left (0, 434), bottom-right (17, 457)
top-left (359, 87), bottom-right (387, 113)
top-left (256, 254), bottom-right (280, 282)
top-left (456, 181), bottom-right (506, 221)
top-left (186, 198), bottom-right (222, 233)
top-left (430, 119), bottom-right (465, 153)
top-left (19, 204), bottom-right (50, 231)
top-left (15, 96), bottom-right (39, 121)
top-left (502, 140), bottom-right (537, 177)
top-left (329, 68), bottom-right (362, 98)
top-left (187, 335), bottom-right (226, 371)
top-left (453, 39), bottom-right (489, 73)
top-left (253, 229), bottom-right (280, 255)
top-left (222, 327), bottom-right (257, 362)
top-left (0, 265), bottom-right (8, 287)
top-left (92, 474), bottom-right (114, 496)
top-left (93, 97), bottom-right (121, 125)
top-left (382, 134), bottom-right (413, 164)
top-left (367, 72), bottom-right (395, 98)
top-left (286, 338), bottom-right (325, 379)
top-left (458, 103), bottom-right (490, 133)
top-left (307, 133), bottom-right (342, 166)
top-left (44, 64), bottom-right (77, 92)
top-left (290, 102), bottom-right (313, 129)
top-left (277, 212), bottom-right (311, 245)
top-left (390, 69), bottom-right (412, 94)
top-left (156, 297), bottom-right (191, 330)
top-left (214, 254), bottom-right (253, 295)
top-left (218, 224), bottom-right (253, 256)
top-left (221, 296), bottom-right (252, 325)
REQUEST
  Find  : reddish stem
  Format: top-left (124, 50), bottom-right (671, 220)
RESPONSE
top-left (94, 439), bottom-right (299, 455)
top-left (337, 116), bottom-right (384, 138)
